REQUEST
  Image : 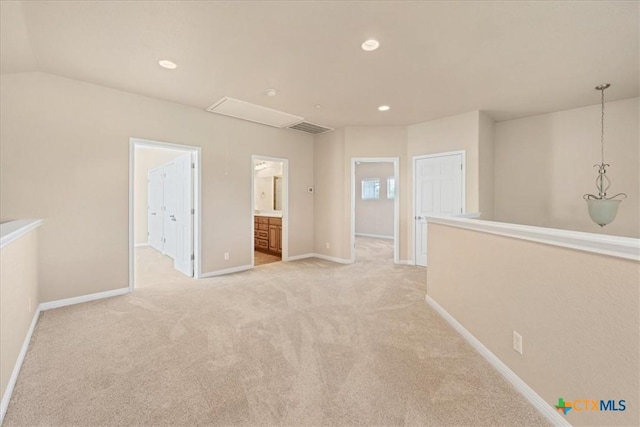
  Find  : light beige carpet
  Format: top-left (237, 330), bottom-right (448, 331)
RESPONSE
top-left (4, 238), bottom-right (548, 426)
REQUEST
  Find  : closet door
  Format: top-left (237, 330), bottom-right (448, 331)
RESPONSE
top-left (163, 162), bottom-right (177, 258)
top-left (174, 153), bottom-right (194, 277)
top-left (414, 153), bottom-right (463, 266)
top-left (147, 167), bottom-right (164, 252)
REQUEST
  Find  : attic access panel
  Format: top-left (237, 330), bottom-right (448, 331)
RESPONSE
top-left (206, 97), bottom-right (303, 128)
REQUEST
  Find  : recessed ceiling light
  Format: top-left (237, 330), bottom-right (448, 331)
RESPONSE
top-left (266, 88), bottom-right (278, 96)
top-left (362, 39), bottom-right (380, 51)
top-left (158, 60), bottom-right (177, 69)
top-left (378, 105), bottom-right (390, 111)
top-left (315, 104), bottom-right (322, 108)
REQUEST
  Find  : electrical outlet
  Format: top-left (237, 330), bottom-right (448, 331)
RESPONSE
top-left (224, 252), bottom-right (230, 261)
top-left (513, 331), bottom-right (523, 355)
top-left (325, 242), bottom-right (330, 249)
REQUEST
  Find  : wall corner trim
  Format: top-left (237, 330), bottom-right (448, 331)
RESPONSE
top-left (200, 265), bottom-right (253, 278)
top-left (0, 307), bottom-right (41, 424)
top-left (312, 253), bottom-right (354, 264)
top-left (427, 216), bottom-right (640, 261)
top-left (425, 295), bottom-right (570, 427)
top-left (39, 287), bottom-right (131, 311)
top-left (286, 253), bottom-right (315, 261)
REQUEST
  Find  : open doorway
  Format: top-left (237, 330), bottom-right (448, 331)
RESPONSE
top-left (251, 155), bottom-right (288, 267)
top-left (350, 157), bottom-right (400, 264)
top-left (129, 138), bottom-right (201, 290)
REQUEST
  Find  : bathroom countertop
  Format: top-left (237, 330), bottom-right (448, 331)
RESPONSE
top-left (254, 212), bottom-right (283, 218)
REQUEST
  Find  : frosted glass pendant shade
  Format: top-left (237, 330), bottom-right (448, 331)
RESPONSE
top-left (586, 199), bottom-right (621, 227)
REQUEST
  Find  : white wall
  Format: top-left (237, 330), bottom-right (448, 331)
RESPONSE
top-left (0, 72), bottom-right (314, 302)
top-left (427, 222), bottom-right (639, 426)
top-left (313, 128), bottom-right (346, 258)
top-left (313, 116), bottom-right (488, 263)
top-left (494, 97), bottom-right (639, 238)
top-left (355, 162), bottom-right (394, 237)
top-left (478, 111), bottom-right (495, 220)
top-left (408, 111), bottom-right (481, 213)
top-left (0, 228), bottom-right (39, 409)
top-left (134, 146), bottom-right (186, 245)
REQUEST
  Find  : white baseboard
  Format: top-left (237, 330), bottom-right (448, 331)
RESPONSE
top-left (0, 306), bottom-right (41, 424)
top-left (134, 243), bottom-right (149, 248)
top-left (355, 233), bottom-right (394, 240)
top-left (39, 287), bottom-right (130, 311)
top-left (200, 264), bottom-right (253, 278)
top-left (312, 253), bottom-right (354, 264)
top-left (425, 296), bottom-right (569, 427)
top-left (285, 253), bottom-right (315, 261)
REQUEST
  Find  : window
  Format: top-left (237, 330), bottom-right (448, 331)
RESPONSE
top-left (361, 178), bottom-right (380, 200)
top-left (387, 177), bottom-right (395, 200)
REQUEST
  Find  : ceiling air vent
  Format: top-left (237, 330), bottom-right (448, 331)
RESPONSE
top-left (287, 121), bottom-right (333, 135)
top-left (206, 97), bottom-right (303, 128)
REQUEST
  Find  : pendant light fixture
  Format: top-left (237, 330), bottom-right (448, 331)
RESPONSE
top-left (583, 84), bottom-right (626, 227)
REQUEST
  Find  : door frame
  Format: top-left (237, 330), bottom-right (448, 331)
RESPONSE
top-left (411, 150), bottom-right (466, 265)
top-left (251, 155), bottom-right (289, 265)
top-left (350, 157), bottom-right (400, 264)
top-left (129, 137), bottom-right (202, 290)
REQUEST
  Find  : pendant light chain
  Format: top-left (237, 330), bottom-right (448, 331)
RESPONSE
top-left (600, 87), bottom-right (605, 166)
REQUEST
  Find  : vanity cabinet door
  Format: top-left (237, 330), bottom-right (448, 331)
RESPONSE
top-left (268, 225), bottom-right (279, 252)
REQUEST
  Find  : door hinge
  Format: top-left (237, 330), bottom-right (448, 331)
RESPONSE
top-left (190, 254), bottom-right (195, 260)
top-left (192, 163), bottom-right (195, 169)
top-left (460, 208), bottom-right (463, 213)
top-left (460, 164), bottom-right (463, 170)
top-left (191, 208), bottom-right (195, 214)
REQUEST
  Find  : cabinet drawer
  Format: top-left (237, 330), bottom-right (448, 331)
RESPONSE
top-left (269, 217), bottom-right (282, 226)
top-left (256, 216), bottom-right (269, 224)
top-left (257, 223), bottom-right (269, 231)
top-left (256, 230), bottom-right (268, 239)
top-left (256, 239), bottom-right (269, 249)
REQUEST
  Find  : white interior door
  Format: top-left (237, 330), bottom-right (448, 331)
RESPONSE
top-left (174, 153), bottom-right (194, 277)
top-left (147, 167), bottom-right (164, 252)
top-left (163, 162), bottom-right (177, 259)
top-left (414, 153), bottom-right (463, 266)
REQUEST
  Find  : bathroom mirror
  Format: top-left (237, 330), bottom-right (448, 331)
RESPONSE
top-left (254, 160), bottom-right (283, 214)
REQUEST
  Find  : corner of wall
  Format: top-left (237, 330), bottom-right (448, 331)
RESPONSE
top-left (313, 128), bottom-right (348, 258)
top-left (478, 111), bottom-right (495, 220)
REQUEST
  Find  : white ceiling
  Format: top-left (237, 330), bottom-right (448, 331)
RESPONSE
top-left (1, 1), bottom-right (638, 128)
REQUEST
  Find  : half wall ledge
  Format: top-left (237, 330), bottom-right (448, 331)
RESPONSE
top-left (426, 215), bottom-right (640, 262)
top-left (0, 219), bottom-right (44, 249)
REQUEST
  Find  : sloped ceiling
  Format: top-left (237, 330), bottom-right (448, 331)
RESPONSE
top-left (1, 1), bottom-right (638, 127)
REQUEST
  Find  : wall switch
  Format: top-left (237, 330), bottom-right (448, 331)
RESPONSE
top-left (224, 252), bottom-right (230, 261)
top-left (325, 242), bottom-right (330, 249)
top-left (513, 331), bottom-right (523, 355)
